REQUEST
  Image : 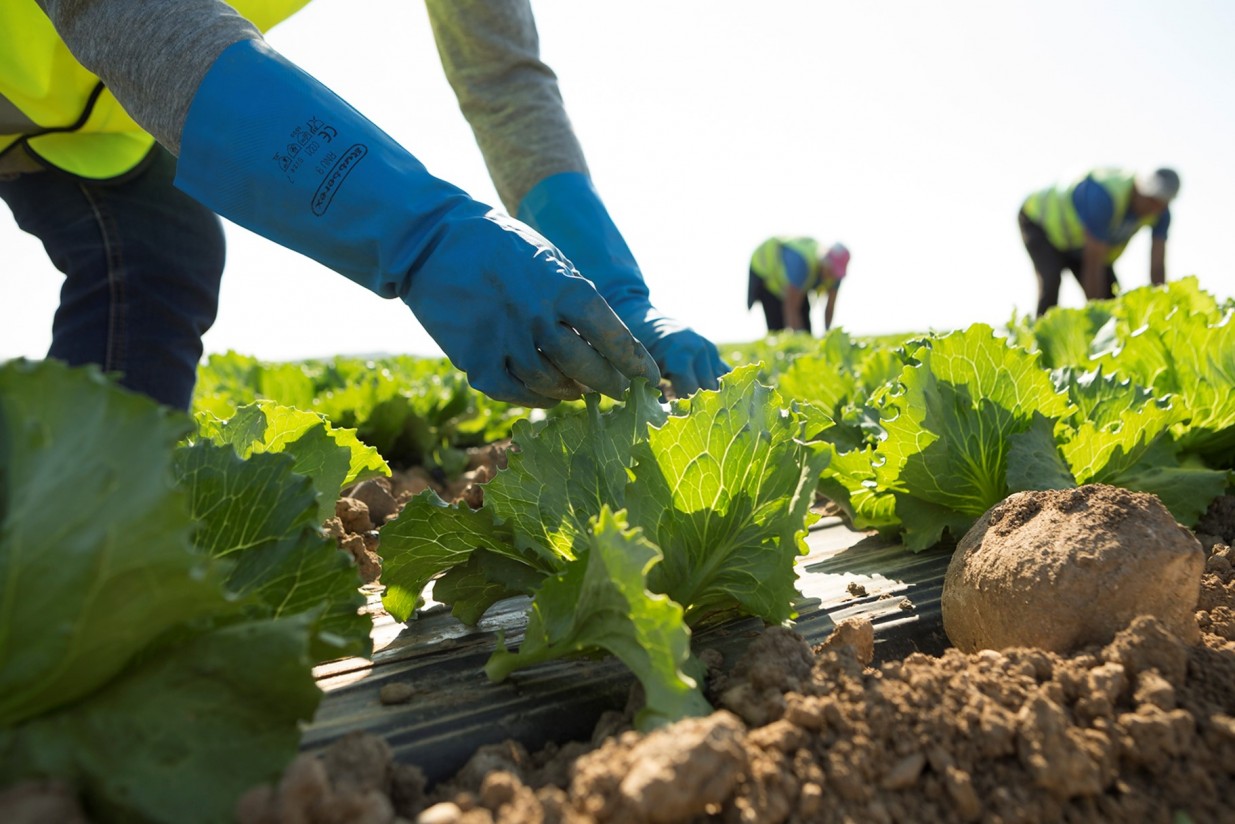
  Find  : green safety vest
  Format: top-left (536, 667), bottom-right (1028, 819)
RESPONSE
top-left (1022, 168), bottom-right (1156, 264)
top-left (750, 236), bottom-right (830, 298)
top-left (0, 0), bottom-right (311, 180)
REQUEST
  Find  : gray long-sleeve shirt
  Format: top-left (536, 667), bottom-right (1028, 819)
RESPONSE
top-left (24, 0), bottom-right (587, 210)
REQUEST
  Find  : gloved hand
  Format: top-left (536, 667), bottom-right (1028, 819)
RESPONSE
top-left (517, 173), bottom-right (730, 398)
top-left (174, 40), bottom-right (658, 407)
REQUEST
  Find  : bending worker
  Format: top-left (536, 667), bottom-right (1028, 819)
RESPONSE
top-left (1019, 167), bottom-right (1180, 316)
top-left (0, 0), bottom-right (727, 411)
top-left (747, 236), bottom-right (850, 334)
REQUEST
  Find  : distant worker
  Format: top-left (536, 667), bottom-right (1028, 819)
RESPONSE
top-left (1019, 167), bottom-right (1180, 316)
top-left (747, 237), bottom-right (850, 334)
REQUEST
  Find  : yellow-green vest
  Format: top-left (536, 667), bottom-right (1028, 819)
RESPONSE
top-left (1022, 168), bottom-right (1155, 264)
top-left (751, 236), bottom-right (827, 298)
top-left (0, 0), bottom-right (311, 180)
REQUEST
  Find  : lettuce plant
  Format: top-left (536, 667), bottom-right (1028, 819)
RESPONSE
top-left (815, 317), bottom-right (1230, 550)
top-left (194, 400), bottom-right (388, 523)
top-left (1020, 278), bottom-right (1235, 468)
top-left (0, 360), bottom-right (373, 822)
top-left (194, 352), bottom-right (529, 477)
top-left (376, 366), bottom-right (829, 727)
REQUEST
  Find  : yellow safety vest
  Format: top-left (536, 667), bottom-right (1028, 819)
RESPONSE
top-left (750, 236), bottom-right (829, 298)
top-left (0, 0), bottom-right (311, 180)
top-left (1022, 168), bottom-right (1156, 264)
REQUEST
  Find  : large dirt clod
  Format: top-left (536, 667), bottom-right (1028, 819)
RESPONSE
top-left (942, 484), bottom-right (1204, 654)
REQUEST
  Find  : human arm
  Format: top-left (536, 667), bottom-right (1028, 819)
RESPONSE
top-left (1150, 238), bottom-right (1167, 286)
top-left (35, 1), bottom-right (657, 407)
top-left (823, 286), bottom-right (838, 331)
top-left (35, 0), bottom-right (259, 153)
top-left (424, 0), bottom-right (728, 396)
top-left (1149, 209), bottom-right (1170, 286)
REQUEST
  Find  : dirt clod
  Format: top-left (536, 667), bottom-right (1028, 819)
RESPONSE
top-left (0, 780), bottom-right (91, 824)
top-left (942, 484), bottom-right (1204, 653)
top-left (347, 477), bottom-right (400, 525)
top-left (379, 682), bottom-right (417, 705)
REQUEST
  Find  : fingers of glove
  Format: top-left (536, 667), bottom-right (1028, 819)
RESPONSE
top-left (658, 335), bottom-right (727, 397)
top-left (659, 348), bottom-right (701, 398)
top-left (467, 366), bottom-right (562, 409)
top-left (559, 288), bottom-right (661, 385)
top-left (537, 323), bottom-right (632, 400)
top-left (505, 345), bottom-right (588, 402)
top-left (698, 348), bottom-right (731, 392)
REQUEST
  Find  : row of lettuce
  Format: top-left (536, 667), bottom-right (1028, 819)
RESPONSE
top-left (796, 276), bottom-right (1234, 548)
top-left (0, 356), bottom-right (823, 822)
top-left (3, 276), bottom-right (1233, 821)
top-left (368, 276), bottom-right (1235, 740)
top-left (194, 275), bottom-right (1235, 550)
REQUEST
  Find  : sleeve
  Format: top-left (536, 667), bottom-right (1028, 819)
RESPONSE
top-left (35, 0), bottom-right (262, 154)
top-left (424, 0), bottom-right (589, 212)
top-left (1152, 208), bottom-right (1171, 240)
top-left (1070, 177), bottom-right (1115, 243)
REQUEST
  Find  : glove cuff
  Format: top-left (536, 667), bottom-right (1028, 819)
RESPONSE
top-left (175, 39), bottom-right (480, 300)
top-left (516, 172), bottom-right (650, 315)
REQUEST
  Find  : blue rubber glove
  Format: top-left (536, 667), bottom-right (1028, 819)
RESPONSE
top-left (173, 40), bottom-right (658, 407)
top-left (517, 173), bottom-right (730, 398)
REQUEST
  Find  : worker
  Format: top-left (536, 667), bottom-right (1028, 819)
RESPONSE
top-left (0, 0), bottom-right (727, 411)
top-left (1019, 167), bottom-right (1180, 316)
top-left (747, 236), bottom-right (850, 334)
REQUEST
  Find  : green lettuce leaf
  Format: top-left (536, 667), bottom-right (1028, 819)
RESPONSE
top-left (377, 384), bottom-right (668, 626)
top-left (627, 365), bottom-right (830, 623)
top-left (875, 325), bottom-right (1073, 549)
top-left (2, 361), bottom-right (329, 822)
top-left (777, 353), bottom-right (858, 425)
top-left (432, 550), bottom-right (544, 626)
top-left (0, 361), bottom-right (232, 725)
top-left (816, 445), bottom-right (901, 533)
top-left (483, 382), bottom-right (668, 563)
top-left (377, 491), bottom-right (522, 622)
top-left (173, 442), bottom-right (371, 662)
top-left (1058, 391), bottom-right (1226, 525)
top-left (1055, 366), bottom-right (1158, 430)
top-left (2, 616), bottom-right (319, 824)
top-left (485, 508), bottom-right (709, 729)
top-left (1006, 412), bottom-right (1077, 492)
top-left (1163, 311), bottom-right (1235, 466)
top-left (1024, 303), bottom-right (1114, 369)
top-left (378, 368), bottom-right (827, 727)
top-left (196, 401), bottom-right (388, 522)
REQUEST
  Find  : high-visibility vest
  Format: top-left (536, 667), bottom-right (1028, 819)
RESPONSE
top-left (0, 0), bottom-right (311, 180)
top-left (1022, 168), bottom-right (1157, 264)
top-left (750, 236), bottom-right (825, 298)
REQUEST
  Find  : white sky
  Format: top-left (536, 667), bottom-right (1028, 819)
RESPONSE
top-left (3, 1), bottom-right (1234, 363)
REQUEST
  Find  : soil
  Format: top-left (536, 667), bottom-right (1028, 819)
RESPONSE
top-left (231, 492), bottom-right (1235, 824)
top-left (325, 443), bottom-right (511, 584)
top-left (9, 490), bottom-right (1231, 823)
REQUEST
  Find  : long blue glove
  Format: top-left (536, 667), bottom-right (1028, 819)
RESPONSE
top-left (517, 173), bottom-right (730, 397)
top-left (173, 40), bottom-right (658, 407)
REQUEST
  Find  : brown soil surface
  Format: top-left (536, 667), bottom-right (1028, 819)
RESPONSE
top-left (943, 485), bottom-right (1205, 652)
top-left (326, 444), bottom-right (511, 583)
top-left (234, 493), bottom-right (1235, 824)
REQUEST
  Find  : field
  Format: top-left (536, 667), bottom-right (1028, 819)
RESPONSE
top-left (2, 277), bottom-right (1234, 823)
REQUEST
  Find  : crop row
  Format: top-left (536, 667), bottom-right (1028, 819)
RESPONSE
top-left (1, 276), bottom-right (1231, 822)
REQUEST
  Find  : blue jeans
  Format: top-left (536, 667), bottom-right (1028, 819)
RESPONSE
top-left (0, 146), bottom-right (225, 410)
